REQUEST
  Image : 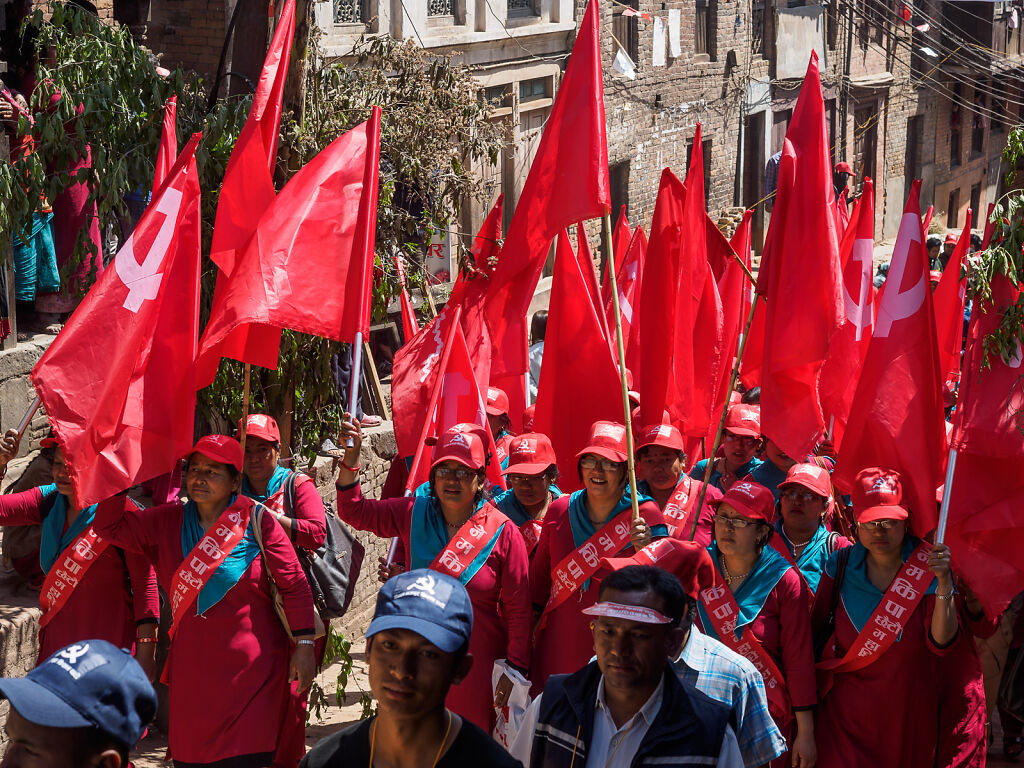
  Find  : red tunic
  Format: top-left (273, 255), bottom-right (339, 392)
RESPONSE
top-left (336, 483), bottom-right (531, 731)
top-left (813, 570), bottom-right (956, 768)
top-left (529, 495), bottom-right (666, 695)
top-left (94, 497), bottom-right (315, 765)
top-left (0, 487), bottom-right (159, 662)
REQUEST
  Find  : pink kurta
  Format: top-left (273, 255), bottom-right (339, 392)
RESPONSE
top-left (813, 571), bottom-right (956, 768)
top-left (94, 497), bottom-right (314, 765)
top-left (0, 487), bottom-right (159, 661)
top-left (337, 483), bottom-right (531, 731)
top-left (529, 495), bottom-right (666, 695)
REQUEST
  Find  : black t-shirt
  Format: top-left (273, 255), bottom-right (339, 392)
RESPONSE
top-left (300, 717), bottom-right (523, 768)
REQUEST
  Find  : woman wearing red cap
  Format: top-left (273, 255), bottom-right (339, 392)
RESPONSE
top-left (697, 480), bottom-right (816, 768)
top-left (0, 430), bottom-right (159, 676)
top-left (95, 434), bottom-right (317, 768)
top-left (529, 420), bottom-right (668, 694)
top-left (812, 467), bottom-right (958, 768)
top-left (690, 405), bottom-right (764, 493)
top-left (493, 432), bottom-right (562, 557)
top-left (486, 386), bottom-right (515, 469)
top-left (635, 422), bottom-right (721, 547)
top-left (335, 416), bottom-right (531, 731)
top-left (239, 413), bottom-right (327, 768)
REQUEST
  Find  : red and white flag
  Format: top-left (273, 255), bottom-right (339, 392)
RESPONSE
top-left (602, 205), bottom-right (632, 309)
top-left (153, 96), bottom-right (177, 192)
top-left (932, 209), bottom-right (971, 389)
top-left (394, 255), bottom-right (420, 342)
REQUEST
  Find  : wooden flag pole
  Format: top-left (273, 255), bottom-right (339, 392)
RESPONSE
top-left (601, 215), bottom-right (641, 526)
top-left (935, 447), bottom-right (958, 544)
top-left (689, 293), bottom-right (761, 541)
top-left (239, 363), bottom-right (252, 456)
top-left (16, 396), bottom-right (41, 441)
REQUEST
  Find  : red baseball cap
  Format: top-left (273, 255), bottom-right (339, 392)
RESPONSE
top-left (929, 270), bottom-right (943, 284)
top-left (187, 434), bottom-right (244, 472)
top-left (239, 413), bottom-right (280, 444)
top-left (944, 233), bottom-right (958, 245)
top-left (724, 404), bottom-right (761, 437)
top-left (522, 404), bottom-right (536, 432)
top-left (712, 480), bottom-right (775, 523)
top-left (428, 424), bottom-right (488, 471)
top-left (602, 538), bottom-right (715, 600)
top-left (486, 387), bottom-right (509, 417)
top-left (834, 161), bottom-right (853, 174)
top-left (40, 436), bottom-right (60, 449)
top-left (851, 467), bottom-right (909, 523)
top-left (504, 432), bottom-right (557, 475)
top-left (779, 463), bottom-right (832, 499)
top-left (636, 423), bottom-right (685, 453)
top-left (576, 420), bottom-right (628, 463)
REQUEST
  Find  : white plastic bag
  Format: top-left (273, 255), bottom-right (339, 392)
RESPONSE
top-left (491, 658), bottom-right (531, 749)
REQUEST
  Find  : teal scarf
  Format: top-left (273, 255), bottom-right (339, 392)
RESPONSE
top-left (492, 485), bottom-right (562, 527)
top-left (241, 465), bottom-right (290, 503)
top-left (699, 543), bottom-right (792, 640)
top-left (39, 485), bottom-right (97, 575)
top-left (180, 498), bottom-right (261, 615)
top-left (774, 520), bottom-right (832, 594)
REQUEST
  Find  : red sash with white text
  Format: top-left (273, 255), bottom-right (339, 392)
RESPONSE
top-left (543, 512), bottom-right (632, 617)
top-left (662, 477), bottom-right (700, 537)
top-left (521, 519), bottom-right (543, 553)
top-left (429, 507), bottom-right (505, 581)
top-left (168, 502), bottom-right (251, 637)
top-left (699, 581), bottom-right (792, 723)
top-left (817, 541), bottom-right (933, 676)
top-left (38, 526), bottom-right (111, 629)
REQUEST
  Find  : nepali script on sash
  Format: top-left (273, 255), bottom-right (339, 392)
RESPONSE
top-left (542, 512), bottom-right (633, 618)
top-left (521, 519), bottom-right (543, 552)
top-left (39, 527), bottom-right (111, 628)
top-left (663, 478), bottom-right (699, 537)
top-left (429, 507), bottom-right (506, 584)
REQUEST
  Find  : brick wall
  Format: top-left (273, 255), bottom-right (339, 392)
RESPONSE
top-left (142, 0), bottom-right (226, 78)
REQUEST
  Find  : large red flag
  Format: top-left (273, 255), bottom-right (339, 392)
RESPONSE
top-left (834, 183), bottom-right (947, 537)
top-left (615, 227), bottom-right (647, 370)
top-left (153, 96), bottom-right (177, 192)
top-left (944, 273), bottom-right (1024, 618)
top-left (394, 255), bottom-right (419, 342)
top-left (534, 234), bottom-right (623, 492)
top-left (404, 309), bottom-right (507, 493)
top-left (755, 52), bottom-right (844, 458)
top-left (197, 108), bottom-right (381, 384)
top-left (933, 209), bottom-right (971, 389)
top-left (483, 0), bottom-right (609, 379)
top-left (31, 135), bottom-right (203, 506)
top-left (602, 205), bottom-right (632, 308)
top-left (818, 178), bottom-right (876, 450)
top-left (576, 225), bottom-right (613, 352)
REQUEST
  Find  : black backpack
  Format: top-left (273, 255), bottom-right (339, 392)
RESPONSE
top-left (282, 472), bottom-right (364, 620)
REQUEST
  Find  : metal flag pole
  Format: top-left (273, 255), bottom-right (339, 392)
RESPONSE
top-left (17, 396), bottom-right (41, 440)
top-left (935, 448), bottom-right (957, 544)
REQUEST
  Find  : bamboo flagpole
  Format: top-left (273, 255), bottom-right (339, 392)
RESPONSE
top-left (238, 363), bottom-right (252, 456)
top-left (16, 396), bottom-right (41, 441)
top-left (601, 214), bottom-right (641, 524)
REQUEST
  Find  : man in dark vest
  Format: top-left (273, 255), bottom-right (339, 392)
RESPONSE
top-left (510, 565), bottom-right (743, 767)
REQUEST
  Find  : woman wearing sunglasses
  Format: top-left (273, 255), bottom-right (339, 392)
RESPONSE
top-left (812, 467), bottom-right (957, 768)
top-left (335, 416), bottom-right (531, 732)
top-left (529, 420), bottom-right (667, 695)
top-left (698, 480), bottom-right (817, 768)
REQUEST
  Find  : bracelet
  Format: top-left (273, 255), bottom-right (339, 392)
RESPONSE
top-left (340, 460), bottom-right (361, 472)
top-left (297, 639), bottom-right (315, 646)
top-left (136, 637), bottom-right (158, 644)
top-left (936, 590), bottom-right (957, 601)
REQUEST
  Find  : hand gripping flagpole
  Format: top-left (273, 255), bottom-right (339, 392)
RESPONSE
top-left (601, 215), bottom-right (641, 529)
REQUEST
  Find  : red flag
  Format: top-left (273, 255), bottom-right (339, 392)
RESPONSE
top-left (153, 96), bottom-right (177, 192)
top-left (933, 210), bottom-right (971, 389)
top-left (576, 225), bottom-right (613, 351)
top-left (714, 210), bottom-right (752, 410)
top-left (818, 179), bottom-right (876, 449)
top-left (483, 0), bottom-right (609, 379)
top-left (31, 135), bottom-right (203, 506)
top-left (755, 52), bottom-right (844, 459)
top-left (534, 234), bottom-right (623, 492)
top-left (982, 202), bottom-right (996, 247)
top-left (602, 205), bottom-right (632, 307)
top-left (615, 227), bottom-right (648, 370)
top-left (705, 215), bottom-right (733, 282)
top-left (835, 187), bottom-right (851, 236)
top-left (834, 183), bottom-right (946, 537)
top-left (394, 255), bottom-right (419, 342)
top-left (923, 205), bottom-right (934, 233)
top-left (197, 108), bottom-right (381, 384)
top-left (944, 274), bottom-right (1024, 618)
top-left (209, 0), bottom-right (295, 275)
top-left (404, 309), bottom-right (507, 493)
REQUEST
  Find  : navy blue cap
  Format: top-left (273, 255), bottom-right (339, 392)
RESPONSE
top-left (0, 640), bottom-right (156, 747)
top-left (367, 569), bottom-right (473, 652)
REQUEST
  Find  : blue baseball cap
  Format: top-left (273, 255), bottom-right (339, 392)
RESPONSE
top-left (367, 569), bottom-right (473, 652)
top-left (0, 640), bottom-right (156, 747)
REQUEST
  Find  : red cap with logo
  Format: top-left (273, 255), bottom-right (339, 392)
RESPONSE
top-left (504, 432), bottom-right (557, 476)
top-left (724, 404), bottom-right (761, 437)
top-left (944, 233), bottom-right (958, 245)
top-left (239, 413), bottom-right (280, 444)
top-left (522, 404), bottom-right (536, 432)
top-left (188, 434), bottom-right (244, 472)
top-left (486, 387), bottom-right (509, 417)
top-left (851, 467), bottom-right (909, 523)
top-left (712, 480), bottom-right (776, 523)
top-left (779, 462), bottom-right (832, 499)
top-left (601, 538), bottom-right (715, 600)
top-left (427, 423), bottom-right (489, 471)
top-left (577, 420), bottom-right (629, 463)
top-left (636, 423), bottom-right (685, 453)
top-left (834, 161), bottom-right (853, 175)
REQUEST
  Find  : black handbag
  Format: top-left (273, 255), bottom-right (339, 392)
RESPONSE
top-left (283, 472), bottom-right (365, 620)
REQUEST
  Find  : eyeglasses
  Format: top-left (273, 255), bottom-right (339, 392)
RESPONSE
top-left (859, 519), bottom-right (901, 531)
top-left (507, 473), bottom-right (546, 485)
top-left (713, 514), bottom-right (758, 529)
top-left (781, 489), bottom-right (823, 504)
top-left (580, 456), bottom-right (622, 472)
top-left (723, 433), bottom-right (758, 446)
top-left (434, 466), bottom-right (476, 482)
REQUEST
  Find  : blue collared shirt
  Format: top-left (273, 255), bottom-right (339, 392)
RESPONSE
top-left (672, 626), bottom-right (787, 768)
